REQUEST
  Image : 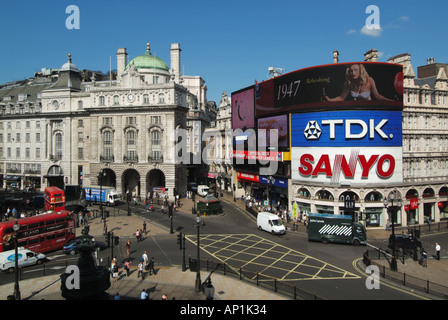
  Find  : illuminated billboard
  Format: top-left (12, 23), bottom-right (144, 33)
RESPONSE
top-left (290, 109), bottom-right (403, 185)
top-left (232, 86), bottom-right (255, 130)
top-left (257, 114), bottom-right (289, 149)
top-left (291, 146), bottom-right (403, 185)
top-left (291, 110), bottom-right (402, 147)
top-left (255, 62), bottom-right (403, 117)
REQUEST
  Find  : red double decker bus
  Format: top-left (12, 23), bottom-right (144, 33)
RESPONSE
top-left (44, 186), bottom-right (66, 212)
top-left (0, 211), bottom-right (76, 253)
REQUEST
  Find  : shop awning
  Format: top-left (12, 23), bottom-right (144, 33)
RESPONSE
top-left (4, 175), bottom-right (20, 181)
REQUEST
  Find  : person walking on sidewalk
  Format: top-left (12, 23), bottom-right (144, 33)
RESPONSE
top-left (136, 229), bottom-right (140, 243)
top-left (124, 260), bottom-right (131, 277)
top-left (148, 257), bottom-right (155, 275)
top-left (137, 261), bottom-right (144, 279)
top-left (436, 243), bottom-right (441, 260)
top-left (126, 240), bottom-right (131, 257)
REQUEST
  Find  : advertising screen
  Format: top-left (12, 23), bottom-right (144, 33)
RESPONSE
top-left (257, 114), bottom-right (289, 149)
top-left (291, 146), bottom-right (403, 186)
top-left (255, 62), bottom-right (403, 117)
top-left (232, 86), bottom-right (255, 130)
top-left (291, 110), bottom-right (402, 147)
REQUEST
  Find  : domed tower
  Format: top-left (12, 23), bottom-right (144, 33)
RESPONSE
top-left (118, 43), bottom-right (171, 86)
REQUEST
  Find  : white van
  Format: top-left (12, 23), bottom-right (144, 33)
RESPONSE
top-left (197, 185), bottom-right (210, 197)
top-left (257, 212), bottom-right (286, 235)
top-left (0, 248), bottom-right (46, 273)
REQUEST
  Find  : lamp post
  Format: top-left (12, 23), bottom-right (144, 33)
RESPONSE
top-left (13, 220), bottom-right (21, 300)
top-left (169, 202), bottom-right (174, 234)
top-left (194, 212), bottom-right (205, 292)
top-left (98, 170), bottom-right (106, 231)
top-left (383, 192), bottom-right (402, 271)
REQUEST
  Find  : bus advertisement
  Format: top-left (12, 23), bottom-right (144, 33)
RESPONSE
top-left (0, 210), bottom-right (76, 253)
top-left (44, 186), bottom-right (66, 212)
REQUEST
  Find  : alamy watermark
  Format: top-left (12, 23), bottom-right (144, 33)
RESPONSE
top-left (365, 265), bottom-right (380, 290)
top-left (66, 5), bottom-right (80, 30)
top-left (172, 125), bottom-right (279, 176)
top-left (64, 265), bottom-right (80, 290)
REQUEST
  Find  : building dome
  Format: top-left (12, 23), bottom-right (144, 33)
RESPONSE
top-left (60, 53), bottom-right (79, 72)
top-left (125, 43), bottom-right (169, 72)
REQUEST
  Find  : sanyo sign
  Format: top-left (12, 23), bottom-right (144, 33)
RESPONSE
top-left (291, 146), bottom-right (403, 185)
top-left (291, 111), bottom-right (402, 147)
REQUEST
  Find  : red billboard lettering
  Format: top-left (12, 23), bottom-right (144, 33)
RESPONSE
top-left (298, 153), bottom-right (396, 179)
top-left (376, 154), bottom-right (395, 178)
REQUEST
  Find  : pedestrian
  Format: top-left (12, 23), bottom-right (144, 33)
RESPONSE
top-left (140, 289), bottom-right (149, 300)
top-left (136, 229), bottom-right (140, 243)
top-left (148, 257), bottom-right (155, 275)
top-left (162, 293), bottom-right (168, 300)
top-left (111, 261), bottom-right (119, 282)
top-left (137, 261), bottom-right (144, 279)
top-left (142, 251), bottom-right (148, 266)
top-left (436, 243), bottom-right (441, 260)
top-left (124, 259), bottom-right (131, 277)
top-left (114, 293), bottom-right (120, 300)
top-left (126, 240), bottom-right (131, 256)
top-left (139, 229), bottom-right (143, 241)
top-left (143, 220), bottom-right (147, 234)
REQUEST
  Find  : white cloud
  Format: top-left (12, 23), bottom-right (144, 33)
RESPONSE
top-left (361, 25), bottom-right (382, 37)
top-left (346, 29), bottom-right (357, 35)
top-left (398, 15), bottom-right (410, 22)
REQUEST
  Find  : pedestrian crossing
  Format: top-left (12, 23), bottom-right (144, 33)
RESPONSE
top-left (185, 234), bottom-right (360, 281)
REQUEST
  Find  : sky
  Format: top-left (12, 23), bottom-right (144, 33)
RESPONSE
top-left (0, 0), bottom-right (447, 104)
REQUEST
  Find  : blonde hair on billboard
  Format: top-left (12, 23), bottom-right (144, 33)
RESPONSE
top-left (345, 64), bottom-right (369, 87)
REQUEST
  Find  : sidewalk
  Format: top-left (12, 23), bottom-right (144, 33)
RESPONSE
top-left (0, 205), bottom-right (287, 300)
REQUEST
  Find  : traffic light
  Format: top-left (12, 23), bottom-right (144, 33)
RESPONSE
top-left (177, 232), bottom-right (183, 250)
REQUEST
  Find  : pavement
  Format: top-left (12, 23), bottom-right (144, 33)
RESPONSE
top-left (0, 192), bottom-right (446, 300)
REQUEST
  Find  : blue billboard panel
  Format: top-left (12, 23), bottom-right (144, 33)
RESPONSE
top-left (291, 110), bottom-right (402, 147)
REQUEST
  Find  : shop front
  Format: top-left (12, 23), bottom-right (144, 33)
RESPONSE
top-left (236, 171), bottom-right (288, 212)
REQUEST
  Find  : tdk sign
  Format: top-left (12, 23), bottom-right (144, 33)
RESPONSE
top-left (292, 111), bottom-right (402, 147)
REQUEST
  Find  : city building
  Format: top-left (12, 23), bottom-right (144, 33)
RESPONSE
top-left (232, 49), bottom-right (448, 229)
top-left (0, 42), bottom-right (216, 199)
top-left (203, 91), bottom-right (233, 193)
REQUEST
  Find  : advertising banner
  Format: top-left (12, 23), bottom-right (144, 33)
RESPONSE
top-left (257, 114), bottom-right (289, 148)
top-left (255, 62), bottom-right (403, 117)
top-left (291, 110), bottom-right (402, 147)
top-left (291, 146), bottom-right (403, 185)
top-left (232, 86), bottom-right (255, 130)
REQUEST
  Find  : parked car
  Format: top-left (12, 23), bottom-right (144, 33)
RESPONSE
top-left (62, 237), bottom-right (107, 255)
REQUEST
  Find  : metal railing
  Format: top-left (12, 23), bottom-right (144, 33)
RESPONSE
top-left (363, 249), bottom-right (448, 298)
top-left (189, 258), bottom-right (326, 300)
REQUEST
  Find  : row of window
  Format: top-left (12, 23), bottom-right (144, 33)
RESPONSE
top-left (403, 115), bottom-right (448, 129)
top-left (405, 90), bottom-right (448, 105)
top-left (403, 136), bottom-right (448, 152)
top-left (98, 93), bottom-right (166, 106)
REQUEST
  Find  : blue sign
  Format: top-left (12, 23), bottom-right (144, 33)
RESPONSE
top-left (259, 176), bottom-right (288, 188)
top-left (291, 110), bottom-right (402, 147)
top-left (7, 253), bottom-right (22, 262)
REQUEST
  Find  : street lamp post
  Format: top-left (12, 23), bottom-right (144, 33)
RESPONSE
top-left (194, 212), bottom-right (205, 292)
top-left (383, 192), bottom-right (402, 271)
top-left (13, 220), bottom-right (21, 300)
top-left (98, 170), bottom-right (106, 232)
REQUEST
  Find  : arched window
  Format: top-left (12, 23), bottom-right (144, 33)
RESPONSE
top-left (126, 130), bottom-right (137, 161)
top-left (102, 131), bottom-right (113, 160)
top-left (150, 130), bottom-right (162, 161)
top-left (55, 133), bottom-right (63, 158)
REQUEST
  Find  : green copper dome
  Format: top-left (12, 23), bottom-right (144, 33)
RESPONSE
top-left (125, 43), bottom-right (169, 72)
